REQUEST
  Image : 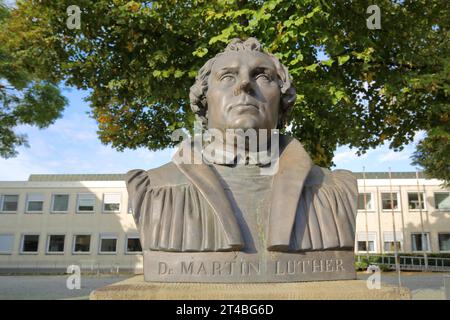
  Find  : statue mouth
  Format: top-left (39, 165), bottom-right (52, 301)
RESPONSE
top-left (229, 103), bottom-right (259, 112)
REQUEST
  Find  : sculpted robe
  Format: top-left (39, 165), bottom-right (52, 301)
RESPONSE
top-left (125, 135), bottom-right (358, 253)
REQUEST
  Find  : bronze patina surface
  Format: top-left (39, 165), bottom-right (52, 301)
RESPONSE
top-left (126, 38), bottom-right (358, 282)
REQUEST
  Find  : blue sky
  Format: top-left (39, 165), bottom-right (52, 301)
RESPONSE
top-left (0, 87), bottom-right (424, 181)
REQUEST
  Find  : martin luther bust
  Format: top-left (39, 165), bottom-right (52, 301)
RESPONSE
top-left (126, 38), bottom-right (358, 282)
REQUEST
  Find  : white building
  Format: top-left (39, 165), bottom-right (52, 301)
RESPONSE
top-left (0, 172), bottom-right (449, 273)
top-left (354, 172), bottom-right (450, 256)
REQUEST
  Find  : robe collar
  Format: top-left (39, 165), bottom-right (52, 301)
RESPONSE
top-left (172, 134), bottom-right (313, 251)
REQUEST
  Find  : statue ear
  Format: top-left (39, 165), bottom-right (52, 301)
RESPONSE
top-left (278, 86), bottom-right (296, 127)
top-left (281, 86), bottom-right (296, 110)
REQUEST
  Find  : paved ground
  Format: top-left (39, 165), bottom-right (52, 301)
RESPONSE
top-left (0, 272), bottom-right (448, 299)
top-left (0, 274), bottom-right (129, 300)
top-left (357, 271), bottom-right (450, 300)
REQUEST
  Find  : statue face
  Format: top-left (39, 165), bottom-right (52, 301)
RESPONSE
top-left (206, 51), bottom-right (281, 132)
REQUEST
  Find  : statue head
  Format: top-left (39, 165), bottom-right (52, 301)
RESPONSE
top-left (189, 38), bottom-right (296, 132)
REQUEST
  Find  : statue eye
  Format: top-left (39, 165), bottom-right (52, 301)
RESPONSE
top-left (256, 73), bottom-right (271, 82)
top-left (220, 74), bottom-right (235, 82)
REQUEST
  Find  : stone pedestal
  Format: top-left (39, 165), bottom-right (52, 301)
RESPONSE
top-left (90, 275), bottom-right (411, 300)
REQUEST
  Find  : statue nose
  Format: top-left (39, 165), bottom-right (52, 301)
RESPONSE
top-left (234, 79), bottom-right (252, 96)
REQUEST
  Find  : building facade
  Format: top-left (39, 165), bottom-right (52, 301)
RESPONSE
top-left (354, 172), bottom-right (450, 256)
top-left (0, 172), bottom-right (449, 273)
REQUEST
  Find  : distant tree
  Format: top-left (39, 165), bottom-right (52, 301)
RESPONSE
top-left (412, 131), bottom-right (450, 187)
top-left (2, 0), bottom-right (448, 182)
top-left (0, 1), bottom-right (67, 158)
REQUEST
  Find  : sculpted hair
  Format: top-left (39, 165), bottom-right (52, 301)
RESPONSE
top-left (189, 38), bottom-right (297, 129)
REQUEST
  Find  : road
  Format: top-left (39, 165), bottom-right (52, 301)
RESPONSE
top-left (357, 271), bottom-right (449, 300)
top-left (0, 272), bottom-right (448, 300)
top-left (0, 274), bottom-right (129, 300)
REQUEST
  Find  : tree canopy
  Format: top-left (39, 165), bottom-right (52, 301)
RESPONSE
top-left (2, 0), bottom-right (448, 181)
top-left (0, 1), bottom-right (67, 158)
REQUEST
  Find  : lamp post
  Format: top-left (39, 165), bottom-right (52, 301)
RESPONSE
top-left (388, 168), bottom-right (402, 289)
top-left (416, 169), bottom-right (428, 271)
top-left (363, 167), bottom-right (370, 263)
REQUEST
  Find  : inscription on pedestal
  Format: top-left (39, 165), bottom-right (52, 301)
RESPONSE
top-left (144, 250), bottom-right (355, 283)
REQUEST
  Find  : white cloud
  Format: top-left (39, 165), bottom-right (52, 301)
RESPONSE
top-left (46, 116), bottom-right (97, 143)
top-left (378, 151), bottom-right (410, 163)
top-left (413, 130), bottom-right (426, 145)
top-left (0, 152), bottom-right (53, 181)
top-left (334, 150), bottom-right (358, 163)
top-left (333, 148), bottom-right (368, 164)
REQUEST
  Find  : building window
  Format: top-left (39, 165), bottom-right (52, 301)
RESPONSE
top-left (99, 235), bottom-right (117, 254)
top-left (126, 235), bottom-right (142, 253)
top-left (21, 235), bottom-right (39, 253)
top-left (381, 192), bottom-right (399, 210)
top-left (1, 195), bottom-right (19, 213)
top-left (73, 235), bottom-right (91, 254)
top-left (384, 242), bottom-right (402, 252)
top-left (408, 192), bottom-right (425, 210)
top-left (358, 193), bottom-right (373, 210)
top-left (356, 232), bottom-right (377, 252)
top-left (434, 193), bottom-right (450, 211)
top-left (411, 233), bottom-right (430, 252)
top-left (383, 231), bottom-right (403, 252)
top-left (26, 194), bottom-right (44, 213)
top-left (438, 233), bottom-right (450, 252)
top-left (46, 235), bottom-right (65, 254)
top-left (357, 241), bottom-right (375, 252)
top-left (51, 194), bottom-right (69, 213)
top-left (0, 234), bottom-right (14, 254)
top-left (77, 194), bottom-right (95, 213)
top-left (103, 193), bottom-right (121, 213)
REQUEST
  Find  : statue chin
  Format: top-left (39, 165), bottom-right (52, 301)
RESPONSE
top-left (227, 115), bottom-right (265, 131)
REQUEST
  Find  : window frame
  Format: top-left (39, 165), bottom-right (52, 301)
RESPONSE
top-left (382, 231), bottom-right (403, 253)
top-left (380, 192), bottom-right (401, 211)
top-left (357, 192), bottom-right (375, 211)
top-left (407, 192), bottom-right (426, 211)
top-left (72, 234), bottom-right (92, 255)
top-left (438, 233), bottom-right (450, 253)
top-left (434, 192), bottom-right (450, 211)
top-left (25, 193), bottom-right (45, 214)
top-left (76, 193), bottom-right (96, 214)
top-left (45, 234), bottom-right (66, 255)
top-left (50, 194), bottom-right (70, 214)
top-left (383, 241), bottom-right (402, 252)
top-left (356, 232), bottom-right (377, 253)
top-left (125, 234), bottom-right (142, 255)
top-left (102, 193), bottom-right (121, 214)
top-left (0, 234), bottom-right (15, 255)
top-left (0, 194), bottom-right (19, 214)
top-left (98, 234), bottom-right (118, 255)
top-left (20, 234), bottom-right (40, 254)
top-left (410, 232), bottom-right (431, 252)
top-left (357, 240), bottom-right (376, 253)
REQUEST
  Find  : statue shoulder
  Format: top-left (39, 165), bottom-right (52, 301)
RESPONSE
top-left (125, 162), bottom-right (189, 189)
top-left (304, 165), bottom-right (357, 192)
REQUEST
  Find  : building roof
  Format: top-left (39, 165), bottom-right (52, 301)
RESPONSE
top-left (351, 172), bottom-right (427, 179)
top-left (28, 174), bottom-right (126, 182)
top-left (28, 171), bottom-right (427, 182)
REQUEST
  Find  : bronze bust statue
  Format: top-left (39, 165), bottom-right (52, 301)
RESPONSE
top-left (126, 38), bottom-right (358, 282)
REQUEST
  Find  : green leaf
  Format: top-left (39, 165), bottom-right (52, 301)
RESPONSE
top-left (192, 47), bottom-right (208, 58)
top-left (338, 55), bottom-right (350, 65)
